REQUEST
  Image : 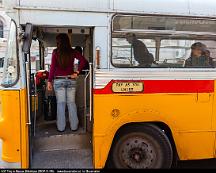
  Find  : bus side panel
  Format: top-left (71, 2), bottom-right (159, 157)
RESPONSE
top-left (174, 132), bottom-right (215, 159)
top-left (0, 90), bottom-right (21, 163)
top-left (93, 92), bottom-right (214, 168)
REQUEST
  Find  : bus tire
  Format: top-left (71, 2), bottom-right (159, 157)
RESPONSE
top-left (110, 124), bottom-right (173, 169)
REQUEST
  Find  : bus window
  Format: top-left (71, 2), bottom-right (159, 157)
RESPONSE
top-left (112, 15), bottom-right (216, 68)
top-left (112, 15), bottom-right (216, 33)
top-left (112, 36), bottom-right (216, 68)
top-left (158, 39), bottom-right (216, 68)
top-left (112, 35), bottom-right (156, 67)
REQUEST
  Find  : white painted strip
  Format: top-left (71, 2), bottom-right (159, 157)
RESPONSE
top-left (94, 69), bottom-right (216, 89)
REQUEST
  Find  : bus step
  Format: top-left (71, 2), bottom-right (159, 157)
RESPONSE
top-left (32, 149), bottom-right (93, 168)
top-left (33, 133), bottom-right (91, 152)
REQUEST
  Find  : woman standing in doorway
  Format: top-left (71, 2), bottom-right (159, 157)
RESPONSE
top-left (47, 33), bottom-right (87, 132)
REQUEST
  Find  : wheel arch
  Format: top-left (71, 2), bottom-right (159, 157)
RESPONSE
top-left (105, 121), bottom-right (179, 167)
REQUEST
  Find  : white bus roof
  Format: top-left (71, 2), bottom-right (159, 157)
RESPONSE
top-left (3, 0), bottom-right (216, 26)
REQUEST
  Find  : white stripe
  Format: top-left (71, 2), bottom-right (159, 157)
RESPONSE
top-left (94, 69), bottom-right (216, 89)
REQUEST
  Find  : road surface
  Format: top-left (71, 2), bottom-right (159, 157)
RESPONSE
top-left (1, 139), bottom-right (216, 168)
top-left (177, 159), bottom-right (216, 169)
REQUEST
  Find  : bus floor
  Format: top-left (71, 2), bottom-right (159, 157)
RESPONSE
top-left (32, 114), bottom-right (93, 168)
top-left (35, 120), bottom-right (85, 137)
top-left (32, 148), bottom-right (93, 168)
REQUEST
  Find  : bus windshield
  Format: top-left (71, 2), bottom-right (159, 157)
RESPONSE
top-left (1, 20), bottom-right (19, 87)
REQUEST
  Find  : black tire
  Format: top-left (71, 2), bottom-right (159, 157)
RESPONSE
top-left (109, 124), bottom-right (173, 169)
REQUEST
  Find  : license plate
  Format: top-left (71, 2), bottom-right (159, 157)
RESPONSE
top-left (112, 82), bottom-right (144, 93)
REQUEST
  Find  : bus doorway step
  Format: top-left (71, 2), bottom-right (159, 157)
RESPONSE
top-left (33, 133), bottom-right (91, 151)
top-left (31, 149), bottom-right (93, 169)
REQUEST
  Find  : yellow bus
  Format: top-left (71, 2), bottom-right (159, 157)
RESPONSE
top-left (1, 0), bottom-right (216, 169)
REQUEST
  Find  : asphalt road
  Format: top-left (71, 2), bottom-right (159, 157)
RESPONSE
top-left (177, 159), bottom-right (216, 169)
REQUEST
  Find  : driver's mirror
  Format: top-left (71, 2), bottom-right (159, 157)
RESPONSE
top-left (22, 23), bottom-right (33, 54)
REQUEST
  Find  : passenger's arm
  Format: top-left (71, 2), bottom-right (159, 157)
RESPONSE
top-left (75, 51), bottom-right (87, 73)
top-left (184, 58), bottom-right (191, 67)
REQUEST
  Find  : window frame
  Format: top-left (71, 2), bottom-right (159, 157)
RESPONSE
top-left (111, 14), bottom-right (216, 70)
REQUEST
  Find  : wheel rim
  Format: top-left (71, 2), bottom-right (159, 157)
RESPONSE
top-left (117, 135), bottom-right (159, 169)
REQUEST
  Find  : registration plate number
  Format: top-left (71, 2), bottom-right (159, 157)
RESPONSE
top-left (112, 82), bottom-right (144, 93)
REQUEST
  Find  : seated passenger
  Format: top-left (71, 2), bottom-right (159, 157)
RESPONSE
top-left (125, 33), bottom-right (154, 67)
top-left (185, 42), bottom-right (213, 67)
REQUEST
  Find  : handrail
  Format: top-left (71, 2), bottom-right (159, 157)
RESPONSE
top-left (83, 69), bottom-right (90, 132)
top-left (89, 63), bottom-right (93, 122)
top-left (33, 75), bottom-right (37, 136)
top-left (25, 61), bottom-right (31, 125)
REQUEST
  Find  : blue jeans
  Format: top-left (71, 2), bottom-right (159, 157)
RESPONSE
top-left (54, 79), bottom-right (78, 131)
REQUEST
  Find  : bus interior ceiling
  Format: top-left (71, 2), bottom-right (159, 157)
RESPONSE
top-left (28, 26), bottom-right (93, 168)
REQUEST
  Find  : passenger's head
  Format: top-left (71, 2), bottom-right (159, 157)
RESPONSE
top-left (126, 33), bottom-right (136, 44)
top-left (75, 46), bottom-right (83, 55)
top-left (191, 42), bottom-right (207, 57)
top-left (56, 33), bottom-right (72, 68)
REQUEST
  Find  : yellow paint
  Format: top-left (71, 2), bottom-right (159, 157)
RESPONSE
top-left (0, 89), bottom-right (29, 168)
top-left (0, 90), bottom-right (21, 163)
top-left (31, 95), bottom-right (38, 112)
top-left (0, 87), bottom-right (216, 169)
top-left (93, 91), bottom-right (216, 168)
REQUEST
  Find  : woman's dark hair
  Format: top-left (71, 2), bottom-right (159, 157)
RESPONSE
top-left (56, 33), bottom-right (72, 68)
top-left (191, 42), bottom-right (207, 56)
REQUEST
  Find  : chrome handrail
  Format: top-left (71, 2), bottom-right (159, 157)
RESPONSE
top-left (84, 69), bottom-right (90, 132)
top-left (89, 63), bottom-right (93, 122)
top-left (25, 61), bottom-right (31, 126)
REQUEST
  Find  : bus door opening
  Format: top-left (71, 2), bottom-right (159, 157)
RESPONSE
top-left (24, 25), bottom-right (94, 168)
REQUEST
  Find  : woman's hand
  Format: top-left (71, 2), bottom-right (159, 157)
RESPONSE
top-left (71, 71), bottom-right (79, 79)
top-left (47, 82), bottom-right (53, 91)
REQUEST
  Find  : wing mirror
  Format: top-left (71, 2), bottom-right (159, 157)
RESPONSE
top-left (22, 23), bottom-right (33, 54)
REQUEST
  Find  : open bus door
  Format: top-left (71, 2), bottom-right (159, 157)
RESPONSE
top-left (0, 21), bottom-right (33, 168)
